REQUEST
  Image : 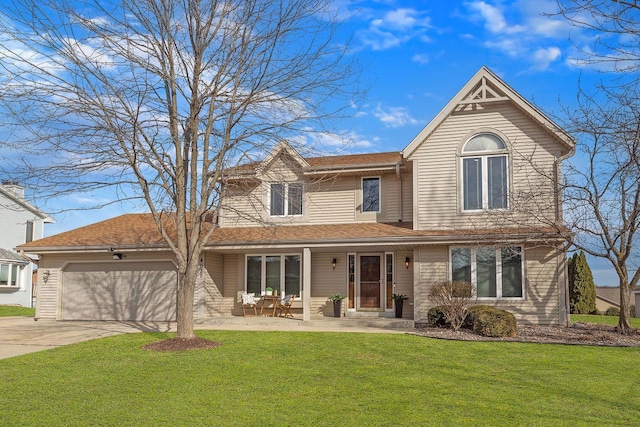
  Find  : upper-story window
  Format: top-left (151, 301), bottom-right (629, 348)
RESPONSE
top-left (362, 177), bottom-right (380, 213)
top-left (270, 183), bottom-right (303, 216)
top-left (25, 220), bottom-right (34, 243)
top-left (461, 133), bottom-right (508, 211)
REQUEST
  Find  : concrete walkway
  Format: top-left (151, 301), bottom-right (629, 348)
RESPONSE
top-left (0, 316), bottom-right (415, 360)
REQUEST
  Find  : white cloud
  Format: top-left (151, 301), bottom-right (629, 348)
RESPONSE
top-left (463, 0), bottom-right (569, 71)
top-left (466, 1), bottom-right (524, 35)
top-left (411, 53), bottom-right (429, 64)
top-left (374, 104), bottom-right (418, 128)
top-left (357, 8), bottom-right (431, 51)
top-left (531, 46), bottom-right (562, 70)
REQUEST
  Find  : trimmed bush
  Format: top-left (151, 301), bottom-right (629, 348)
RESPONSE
top-left (463, 305), bottom-right (493, 329)
top-left (604, 307), bottom-right (620, 317)
top-left (472, 307), bottom-right (517, 338)
top-left (427, 306), bottom-right (449, 328)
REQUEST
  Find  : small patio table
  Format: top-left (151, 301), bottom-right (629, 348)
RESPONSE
top-left (259, 295), bottom-right (279, 317)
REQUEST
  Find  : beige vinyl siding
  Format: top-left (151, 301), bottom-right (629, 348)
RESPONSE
top-left (385, 174), bottom-right (413, 223)
top-left (411, 103), bottom-right (562, 230)
top-left (220, 181), bottom-right (264, 227)
top-left (221, 253), bottom-right (241, 315)
top-left (223, 169), bottom-right (412, 227)
top-left (203, 252), bottom-right (226, 316)
top-left (310, 252), bottom-right (347, 316)
top-left (394, 251), bottom-right (414, 318)
top-left (414, 243), bottom-right (564, 325)
top-left (308, 176), bottom-right (356, 223)
top-left (35, 256), bottom-right (59, 319)
top-left (413, 246), bottom-right (450, 324)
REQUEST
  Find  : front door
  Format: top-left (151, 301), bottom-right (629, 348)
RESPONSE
top-left (358, 254), bottom-right (383, 310)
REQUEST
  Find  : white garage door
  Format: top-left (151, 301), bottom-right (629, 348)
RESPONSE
top-left (62, 261), bottom-right (177, 321)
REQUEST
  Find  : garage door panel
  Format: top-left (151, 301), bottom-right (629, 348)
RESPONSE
top-left (62, 262), bottom-right (177, 321)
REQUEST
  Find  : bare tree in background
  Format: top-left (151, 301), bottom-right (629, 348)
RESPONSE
top-left (559, 85), bottom-right (640, 333)
top-left (548, 0), bottom-right (640, 333)
top-left (554, 0), bottom-right (640, 76)
top-left (0, 0), bottom-right (359, 339)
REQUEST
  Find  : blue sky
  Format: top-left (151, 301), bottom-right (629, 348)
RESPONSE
top-left (15, 0), bottom-right (618, 285)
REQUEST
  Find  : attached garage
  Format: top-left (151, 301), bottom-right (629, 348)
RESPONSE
top-left (61, 261), bottom-right (177, 321)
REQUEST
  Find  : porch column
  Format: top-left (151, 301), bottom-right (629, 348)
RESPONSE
top-left (303, 247), bottom-right (311, 321)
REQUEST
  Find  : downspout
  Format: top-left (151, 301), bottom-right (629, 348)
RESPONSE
top-left (396, 162), bottom-right (403, 222)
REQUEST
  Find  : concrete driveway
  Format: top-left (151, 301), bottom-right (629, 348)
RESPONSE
top-left (0, 317), bottom-right (174, 359)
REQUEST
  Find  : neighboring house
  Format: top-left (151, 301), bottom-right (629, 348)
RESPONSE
top-left (0, 182), bottom-right (54, 307)
top-left (595, 286), bottom-right (639, 317)
top-left (18, 67), bottom-right (575, 324)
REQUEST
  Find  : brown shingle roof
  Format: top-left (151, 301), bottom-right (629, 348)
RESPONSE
top-left (225, 151), bottom-right (403, 175)
top-left (18, 213), bottom-right (566, 252)
top-left (305, 152), bottom-right (402, 168)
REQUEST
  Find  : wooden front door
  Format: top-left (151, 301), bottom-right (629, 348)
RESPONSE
top-left (358, 254), bottom-right (383, 310)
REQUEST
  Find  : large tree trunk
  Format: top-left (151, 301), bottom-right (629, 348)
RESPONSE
top-left (176, 261), bottom-right (198, 339)
top-left (618, 278), bottom-right (633, 334)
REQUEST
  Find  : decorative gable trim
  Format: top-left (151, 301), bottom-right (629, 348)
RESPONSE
top-left (257, 140), bottom-right (309, 177)
top-left (402, 66), bottom-right (575, 159)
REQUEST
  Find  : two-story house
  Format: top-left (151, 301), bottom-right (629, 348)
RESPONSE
top-left (0, 182), bottom-right (54, 307)
top-left (18, 67), bottom-right (575, 324)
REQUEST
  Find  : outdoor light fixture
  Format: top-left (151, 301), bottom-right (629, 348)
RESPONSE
top-left (42, 270), bottom-right (50, 283)
top-left (112, 253), bottom-right (123, 260)
top-left (405, 257), bottom-right (411, 269)
top-left (331, 258), bottom-right (337, 270)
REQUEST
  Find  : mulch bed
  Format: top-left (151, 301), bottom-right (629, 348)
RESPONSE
top-left (142, 337), bottom-right (222, 352)
top-left (414, 322), bottom-right (640, 347)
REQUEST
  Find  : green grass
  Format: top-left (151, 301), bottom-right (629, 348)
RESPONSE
top-left (571, 314), bottom-right (640, 328)
top-left (1, 331), bottom-right (639, 426)
top-left (0, 306), bottom-right (34, 317)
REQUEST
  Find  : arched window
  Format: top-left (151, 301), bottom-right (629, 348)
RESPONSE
top-left (461, 133), bottom-right (508, 211)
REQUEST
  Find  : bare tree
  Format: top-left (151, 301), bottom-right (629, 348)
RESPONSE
top-left (553, 0), bottom-right (640, 77)
top-left (0, 0), bottom-right (359, 339)
top-left (559, 84), bottom-right (640, 333)
top-left (547, 1), bottom-right (640, 333)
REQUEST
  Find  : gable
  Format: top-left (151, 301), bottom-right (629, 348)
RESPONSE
top-left (0, 186), bottom-right (53, 222)
top-left (403, 66), bottom-right (575, 159)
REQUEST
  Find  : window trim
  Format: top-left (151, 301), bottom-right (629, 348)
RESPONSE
top-left (245, 254), bottom-right (302, 298)
top-left (361, 176), bottom-right (381, 213)
top-left (459, 133), bottom-right (510, 212)
top-left (0, 262), bottom-right (22, 288)
top-left (268, 182), bottom-right (304, 217)
top-left (449, 246), bottom-right (525, 300)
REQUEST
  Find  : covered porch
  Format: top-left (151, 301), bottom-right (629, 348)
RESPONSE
top-left (199, 242), bottom-right (416, 321)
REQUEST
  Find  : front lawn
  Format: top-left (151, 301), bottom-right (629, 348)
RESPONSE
top-left (1, 331), bottom-right (639, 426)
top-left (0, 306), bottom-right (34, 317)
top-left (571, 314), bottom-right (640, 329)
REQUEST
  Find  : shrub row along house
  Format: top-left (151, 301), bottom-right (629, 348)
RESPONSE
top-left (18, 67), bottom-right (575, 324)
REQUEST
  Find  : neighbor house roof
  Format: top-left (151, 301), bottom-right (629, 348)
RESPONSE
top-left (18, 213), bottom-right (567, 253)
top-left (595, 286), bottom-right (636, 307)
top-left (0, 186), bottom-right (54, 223)
top-left (0, 248), bottom-right (29, 264)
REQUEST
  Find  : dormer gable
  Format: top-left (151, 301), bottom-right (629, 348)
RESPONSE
top-left (257, 140), bottom-right (309, 180)
top-left (402, 66), bottom-right (575, 159)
